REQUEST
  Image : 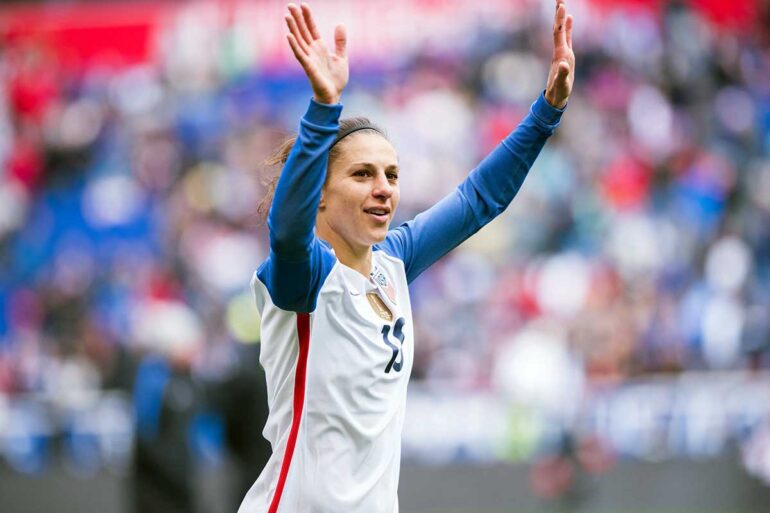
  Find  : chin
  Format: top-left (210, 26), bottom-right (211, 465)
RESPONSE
top-left (366, 229), bottom-right (389, 245)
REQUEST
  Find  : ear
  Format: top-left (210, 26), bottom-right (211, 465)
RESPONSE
top-left (318, 190), bottom-right (326, 210)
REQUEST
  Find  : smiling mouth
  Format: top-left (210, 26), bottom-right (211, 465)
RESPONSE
top-left (364, 207), bottom-right (391, 223)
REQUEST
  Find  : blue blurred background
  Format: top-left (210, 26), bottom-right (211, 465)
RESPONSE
top-left (0, 0), bottom-right (769, 512)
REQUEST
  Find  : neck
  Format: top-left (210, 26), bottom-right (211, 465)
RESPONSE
top-left (316, 222), bottom-right (372, 277)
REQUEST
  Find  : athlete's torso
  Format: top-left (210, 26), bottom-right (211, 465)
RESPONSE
top-left (240, 250), bottom-right (413, 513)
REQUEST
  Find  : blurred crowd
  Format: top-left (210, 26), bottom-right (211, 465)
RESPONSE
top-left (0, 0), bottom-right (769, 489)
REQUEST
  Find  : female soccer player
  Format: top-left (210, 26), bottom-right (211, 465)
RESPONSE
top-left (240, 2), bottom-right (575, 512)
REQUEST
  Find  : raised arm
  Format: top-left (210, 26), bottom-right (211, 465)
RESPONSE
top-left (258, 4), bottom-right (348, 312)
top-left (377, 0), bottom-right (575, 282)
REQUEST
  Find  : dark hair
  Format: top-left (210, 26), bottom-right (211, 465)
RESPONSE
top-left (257, 117), bottom-right (388, 220)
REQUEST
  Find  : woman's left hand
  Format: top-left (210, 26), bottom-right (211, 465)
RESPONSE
top-left (544, 0), bottom-right (575, 109)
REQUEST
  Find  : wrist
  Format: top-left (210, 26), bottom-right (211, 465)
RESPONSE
top-left (544, 90), bottom-right (567, 110)
top-left (313, 94), bottom-right (341, 105)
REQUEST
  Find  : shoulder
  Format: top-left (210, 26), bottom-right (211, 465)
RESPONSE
top-left (255, 240), bottom-right (339, 312)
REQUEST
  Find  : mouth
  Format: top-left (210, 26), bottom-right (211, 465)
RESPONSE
top-left (363, 206), bottom-right (391, 224)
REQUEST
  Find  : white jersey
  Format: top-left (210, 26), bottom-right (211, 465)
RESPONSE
top-left (238, 94), bottom-right (563, 512)
top-left (239, 251), bottom-right (413, 513)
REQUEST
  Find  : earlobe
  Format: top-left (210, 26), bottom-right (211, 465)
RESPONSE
top-left (318, 192), bottom-right (326, 210)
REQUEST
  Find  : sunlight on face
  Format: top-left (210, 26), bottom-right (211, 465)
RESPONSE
top-left (317, 132), bottom-right (400, 254)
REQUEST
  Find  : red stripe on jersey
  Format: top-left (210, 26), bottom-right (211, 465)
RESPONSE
top-left (268, 313), bottom-right (311, 513)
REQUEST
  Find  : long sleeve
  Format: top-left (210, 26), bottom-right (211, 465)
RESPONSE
top-left (257, 99), bottom-right (341, 312)
top-left (377, 93), bottom-right (565, 283)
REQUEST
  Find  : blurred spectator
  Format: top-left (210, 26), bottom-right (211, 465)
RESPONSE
top-left (131, 300), bottom-right (208, 513)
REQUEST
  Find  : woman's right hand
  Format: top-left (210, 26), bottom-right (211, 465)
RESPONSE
top-left (285, 3), bottom-right (348, 105)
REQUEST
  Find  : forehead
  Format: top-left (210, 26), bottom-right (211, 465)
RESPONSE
top-left (334, 132), bottom-right (398, 167)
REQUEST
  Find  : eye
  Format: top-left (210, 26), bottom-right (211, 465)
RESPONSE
top-left (353, 169), bottom-right (370, 178)
top-left (386, 172), bottom-right (399, 182)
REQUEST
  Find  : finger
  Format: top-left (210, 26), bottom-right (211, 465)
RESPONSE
top-left (285, 14), bottom-right (309, 54)
top-left (565, 14), bottom-right (573, 49)
top-left (301, 3), bottom-right (321, 41)
top-left (288, 3), bottom-right (314, 46)
top-left (553, 3), bottom-right (567, 49)
top-left (286, 33), bottom-right (309, 67)
top-left (334, 24), bottom-right (347, 59)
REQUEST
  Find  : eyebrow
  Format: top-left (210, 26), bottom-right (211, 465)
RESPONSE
top-left (349, 162), bottom-right (399, 171)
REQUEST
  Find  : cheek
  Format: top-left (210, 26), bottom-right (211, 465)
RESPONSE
top-left (325, 184), bottom-right (362, 216)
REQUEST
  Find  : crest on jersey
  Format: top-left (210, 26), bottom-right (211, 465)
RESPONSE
top-left (370, 266), bottom-right (397, 304)
top-left (366, 293), bottom-right (393, 322)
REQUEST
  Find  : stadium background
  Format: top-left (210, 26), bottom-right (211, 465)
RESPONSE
top-left (0, 0), bottom-right (769, 512)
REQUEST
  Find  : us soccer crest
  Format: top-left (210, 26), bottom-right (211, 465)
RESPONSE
top-left (370, 266), bottom-right (397, 304)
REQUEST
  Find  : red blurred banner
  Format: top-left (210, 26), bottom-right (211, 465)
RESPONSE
top-left (0, 1), bottom-right (169, 70)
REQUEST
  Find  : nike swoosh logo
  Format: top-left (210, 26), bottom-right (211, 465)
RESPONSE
top-left (349, 290), bottom-right (360, 296)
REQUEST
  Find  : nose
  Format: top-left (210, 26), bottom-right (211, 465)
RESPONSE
top-left (372, 172), bottom-right (393, 199)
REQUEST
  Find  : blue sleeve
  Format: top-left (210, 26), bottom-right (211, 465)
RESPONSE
top-left (258, 99), bottom-right (341, 312)
top-left (377, 93), bottom-right (564, 283)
